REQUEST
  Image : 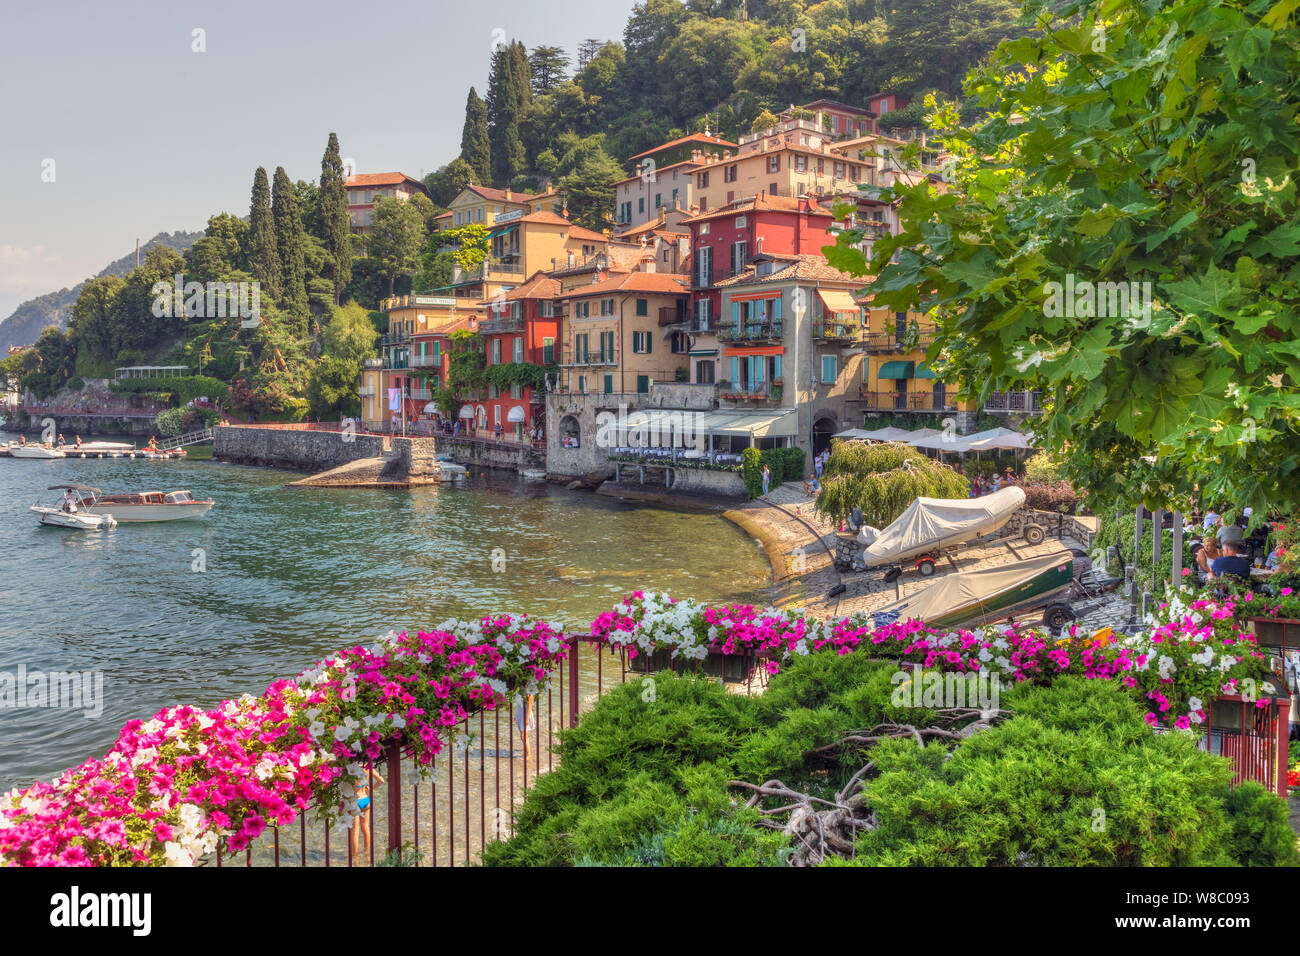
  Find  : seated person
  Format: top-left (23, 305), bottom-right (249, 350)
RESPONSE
top-left (1217, 522), bottom-right (1245, 547)
top-left (1208, 540), bottom-right (1252, 581)
top-left (1196, 537), bottom-right (1221, 575)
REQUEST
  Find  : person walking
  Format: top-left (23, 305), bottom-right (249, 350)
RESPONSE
top-left (761, 463), bottom-right (771, 497)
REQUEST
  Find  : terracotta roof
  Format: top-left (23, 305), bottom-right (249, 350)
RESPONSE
top-left (565, 272), bottom-right (690, 298)
top-left (801, 98), bottom-right (877, 117)
top-left (681, 194), bottom-right (833, 224)
top-left (628, 133), bottom-right (739, 162)
top-left (715, 254), bottom-right (863, 288)
top-left (611, 158), bottom-right (703, 186)
top-left (463, 184), bottom-right (544, 204)
top-left (433, 210), bottom-right (453, 219)
top-left (476, 271), bottom-right (561, 305)
top-left (567, 224), bottom-right (611, 242)
top-left (346, 172), bottom-right (427, 190)
top-left (415, 315), bottom-right (476, 338)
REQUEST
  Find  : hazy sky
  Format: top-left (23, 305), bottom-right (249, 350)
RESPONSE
top-left (0, 0), bottom-right (637, 318)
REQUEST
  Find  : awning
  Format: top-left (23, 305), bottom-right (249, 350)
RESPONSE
top-left (878, 360), bottom-right (915, 379)
top-left (423, 402), bottom-right (438, 414)
top-left (487, 224), bottom-right (519, 239)
top-left (723, 346), bottom-right (785, 357)
top-left (698, 409), bottom-right (798, 438)
top-left (614, 408), bottom-right (798, 442)
top-left (507, 406), bottom-right (527, 423)
top-left (458, 404), bottom-right (476, 419)
top-left (688, 348), bottom-right (718, 356)
top-left (915, 362), bottom-right (937, 379)
top-left (818, 289), bottom-right (860, 315)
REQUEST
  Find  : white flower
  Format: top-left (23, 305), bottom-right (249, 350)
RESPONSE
top-left (163, 841), bottom-right (194, 867)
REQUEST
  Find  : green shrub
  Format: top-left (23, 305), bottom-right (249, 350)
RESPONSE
top-left (1221, 782), bottom-right (1300, 867)
top-left (741, 447), bottom-right (763, 499)
top-left (154, 407), bottom-right (185, 436)
top-left (1024, 451), bottom-right (1064, 483)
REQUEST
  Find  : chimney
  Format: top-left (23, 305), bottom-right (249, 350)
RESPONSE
top-left (505, 188), bottom-right (512, 201)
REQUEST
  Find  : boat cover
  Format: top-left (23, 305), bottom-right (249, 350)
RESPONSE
top-left (860, 486), bottom-right (1025, 567)
top-left (871, 550), bottom-right (1072, 626)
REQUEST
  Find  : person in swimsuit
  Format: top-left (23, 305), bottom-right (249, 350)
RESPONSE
top-left (349, 768), bottom-right (384, 860)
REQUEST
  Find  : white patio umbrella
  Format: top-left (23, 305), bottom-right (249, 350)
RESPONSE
top-left (458, 404), bottom-right (475, 419)
top-left (507, 406), bottom-right (526, 423)
top-left (966, 432), bottom-right (1032, 451)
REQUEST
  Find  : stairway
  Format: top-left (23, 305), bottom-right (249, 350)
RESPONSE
top-left (158, 428), bottom-right (214, 451)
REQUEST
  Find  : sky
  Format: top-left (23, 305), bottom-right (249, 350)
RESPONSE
top-left (0, 0), bottom-right (638, 319)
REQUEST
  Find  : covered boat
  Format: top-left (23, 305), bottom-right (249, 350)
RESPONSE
top-left (871, 551), bottom-right (1075, 630)
top-left (80, 489), bottom-right (214, 522)
top-left (31, 486), bottom-right (117, 530)
top-left (858, 486), bottom-right (1027, 571)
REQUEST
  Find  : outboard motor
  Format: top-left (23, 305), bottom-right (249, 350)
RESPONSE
top-left (849, 506), bottom-right (863, 533)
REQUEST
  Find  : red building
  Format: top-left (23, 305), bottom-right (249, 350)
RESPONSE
top-left (680, 193), bottom-right (835, 380)
top-left (476, 271), bottom-right (561, 441)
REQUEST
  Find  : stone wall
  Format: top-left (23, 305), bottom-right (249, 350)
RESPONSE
top-left (391, 436), bottom-right (442, 477)
top-left (667, 466), bottom-right (746, 498)
top-left (214, 425), bottom-right (386, 471)
top-left (436, 437), bottom-right (541, 471)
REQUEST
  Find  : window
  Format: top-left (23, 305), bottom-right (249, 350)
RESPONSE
top-left (510, 383), bottom-right (521, 399)
top-left (735, 215), bottom-right (747, 228)
top-left (696, 360), bottom-right (715, 384)
top-left (695, 245), bottom-right (713, 286)
top-left (578, 374), bottom-right (586, 393)
top-left (821, 355), bottom-right (837, 384)
top-left (850, 165), bottom-right (860, 183)
top-left (793, 155), bottom-right (808, 173)
top-left (672, 187), bottom-right (679, 205)
top-left (697, 171), bottom-right (710, 188)
top-left (490, 339), bottom-right (501, 364)
top-left (575, 333), bottom-right (589, 363)
top-left (671, 331), bottom-right (689, 353)
top-left (655, 193), bottom-right (661, 208)
top-left (638, 197), bottom-right (645, 213)
top-left (637, 374), bottom-right (650, 394)
top-left (769, 183), bottom-right (778, 196)
top-left (632, 331), bottom-right (652, 353)
top-left (542, 337), bottom-right (555, 363)
top-left (604, 330), bottom-right (616, 360)
top-left (694, 298), bottom-right (712, 332)
top-left (604, 374), bottom-right (614, 394)
top-left (767, 155), bottom-right (780, 173)
top-left (512, 337), bottom-right (523, 362)
top-left (699, 222), bottom-right (710, 235)
top-left (636, 298), bottom-right (648, 316)
top-left (488, 382), bottom-right (499, 398)
top-left (730, 241), bottom-right (747, 276)
top-left (698, 197), bottom-right (707, 212)
top-left (724, 165), bottom-right (737, 183)
top-left (816, 158), bottom-right (824, 174)
top-left (541, 300), bottom-right (555, 317)
top-left (834, 162), bottom-right (846, 179)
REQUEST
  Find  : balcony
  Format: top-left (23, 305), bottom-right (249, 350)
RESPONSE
top-left (985, 390), bottom-right (1045, 414)
top-left (559, 348), bottom-right (619, 368)
top-left (861, 328), bottom-right (937, 352)
top-left (359, 386), bottom-right (375, 397)
top-left (719, 381), bottom-right (784, 405)
top-left (408, 388), bottom-right (433, 401)
top-left (482, 257), bottom-right (525, 277)
top-left (479, 315), bottom-right (525, 334)
top-left (854, 388), bottom-right (958, 412)
top-left (658, 306), bottom-right (687, 328)
top-left (410, 353), bottom-right (440, 367)
top-left (812, 320), bottom-right (862, 342)
top-left (717, 320), bottom-right (783, 343)
top-left (381, 331), bottom-right (410, 347)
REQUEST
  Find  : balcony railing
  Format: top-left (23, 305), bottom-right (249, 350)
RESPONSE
top-left (862, 328), bottom-right (938, 352)
top-left (855, 388), bottom-right (957, 411)
top-left (479, 315), bottom-right (524, 333)
top-left (410, 353), bottom-right (439, 367)
top-left (381, 332), bottom-right (410, 346)
top-left (719, 381), bottom-right (784, 404)
top-left (717, 321), bottom-right (783, 343)
top-left (985, 390), bottom-right (1044, 414)
top-left (812, 321), bottom-right (862, 341)
top-left (483, 257), bottom-right (525, 276)
top-left (559, 348), bottom-right (619, 367)
top-left (408, 388), bottom-right (433, 401)
top-left (658, 306), bottom-right (687, 327)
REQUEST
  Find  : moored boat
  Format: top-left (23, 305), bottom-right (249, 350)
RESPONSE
top-left (9, 443), bottom-right (66, 459)
top-left (79, 488), bottom-right (214, 522)
top-left (31, 486), bottom-right (117, 530)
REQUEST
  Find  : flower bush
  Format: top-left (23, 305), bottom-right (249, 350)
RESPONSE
top-left (0, 616), bottom-right (567, 867)
top-left (590, 589), bottom-right (1277, 732)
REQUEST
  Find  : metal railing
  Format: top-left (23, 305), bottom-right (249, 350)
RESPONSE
top-left (861, 329), bottom-right (937, 352)
top-left (985, 390), bottom-right (1044, 413)
top-left (812, 321), bottom-right (861, 340)
top-left (855, 389), bottom-right (957, 411)
top-left (203, 639), bottom-right (767, 867)
top-left (717, 321), bottom-right (783, 342)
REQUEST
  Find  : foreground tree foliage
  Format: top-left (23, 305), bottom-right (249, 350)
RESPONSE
top-left (830, 0), bottom-right (1300, 516)
top-left (482, 653), bottom-right (1298, 867)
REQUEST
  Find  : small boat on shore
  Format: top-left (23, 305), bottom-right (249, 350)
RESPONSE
top-left (78, 487), bottom-right (214, 522)
top-left (437, 463), bottom-right (467, 482)
top-left (31, 486), bottom-right (117, 530)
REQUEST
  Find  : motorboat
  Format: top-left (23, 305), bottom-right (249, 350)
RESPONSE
top-left (871, 551), bottom-right (1076, 631)
top-left (78, 487), bottom-right (214, 522)
top-left (856, 486), bottom-right (1034, 577)
top-left (520, 469), bottom-right (547, 481)
top-left (437, 463), bottom-right (468, 481)
top-left (9, 442), bottom-right (66, 459)
top-left (31, 486), bottom-right (117, 530)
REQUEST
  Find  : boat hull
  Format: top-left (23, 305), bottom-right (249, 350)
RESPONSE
top-left (31, 506), bottom-right (116, 530)
top-left (873, 553), bottom-right (1075, 630)
top-left (9, 446), bottom-right (66, 459)
top-left (82, 501), bottom-right (214, 522)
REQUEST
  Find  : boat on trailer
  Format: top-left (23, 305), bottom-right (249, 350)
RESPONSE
top-left (31, 486), bottom-right (117, 530)
top-left (79, 488), bottom-right (215, 522)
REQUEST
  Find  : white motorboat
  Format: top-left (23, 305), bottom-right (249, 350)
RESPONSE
top-left (437, 463), bottom-right (468, 481)
top-left (78, 487), bottom-right (214, 522)
top-left (31, 486), bottom-right (116, 530)
top-left (9, 443), bottom-right (66, 459)
top-left (520, 469), bottom-right (547, 481)
top-left (858, 486), bottom-right (1029, 575)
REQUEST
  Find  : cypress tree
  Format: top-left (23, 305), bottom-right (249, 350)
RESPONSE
top-left (459, 87), bottom-right (491, 186)
top-left (318, 132), bottom-right (352, 303)
top-left (249, 166), bottom-right (282, 303)
top-left (272, 165), bottom-right (308, 335)
top-left (486, 46), bottom-right (527, 185)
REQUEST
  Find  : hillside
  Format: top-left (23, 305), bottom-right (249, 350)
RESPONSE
top-left (0, 230), bottom-right (202, 352)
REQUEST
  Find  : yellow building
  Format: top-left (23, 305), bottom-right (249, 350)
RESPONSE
top-left (858, 307), bottom-right (974, 418)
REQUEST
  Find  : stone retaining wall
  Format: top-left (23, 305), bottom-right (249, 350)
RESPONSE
top-left (214, 425), bottom-right (386, 471)
top-left (436, 438), bottom-right (541, 471)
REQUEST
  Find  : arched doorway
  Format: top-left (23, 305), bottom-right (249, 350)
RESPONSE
top-left (813, 416), bottom-right (837, 458)
top-left (559, 415), bottom-right (581, 448)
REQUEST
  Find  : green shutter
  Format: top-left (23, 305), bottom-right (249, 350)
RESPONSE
top-left (636, 298), bottom-right (647, 316)
top-left (637, 374), bottom-right (649, 393)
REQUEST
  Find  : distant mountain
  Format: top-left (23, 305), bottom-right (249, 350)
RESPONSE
top-left (0, 230), bottom-right (203, 352)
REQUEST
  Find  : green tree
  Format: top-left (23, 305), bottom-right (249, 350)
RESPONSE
top-left (366, 197), bottom-right (427, 296)
top-left (307, 355), bottom-right (363, 418)
top-left (185, 213), bottom-right (249, 283)
top-left (425, 158), bottom-right (477, 208)
top-left (487, 42), bottom-right (529, 185)
top-left (459, 87), bottom-right (492, 185)
top-left (529, 44), bottom-right (569, 94)
top-left (272, 166), bottom-right (309, 334)
top-left (67, 275), bottom-right (124, 362)
top-left (248, 167), bottom-right (282, 302)
top-left (556, 135), bottom-right (622, 231)
top-left (34, 326), bottom-right (76, 386)
top-left (321, 300), bottom-right (380, 367)
top-left (830, 0), bottom-right (1300, 518)
top-left (750, 108), bottom-right (779, 133)
top-left (319, 132), bottom-right (353, 303)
